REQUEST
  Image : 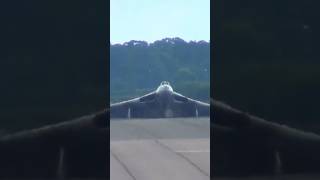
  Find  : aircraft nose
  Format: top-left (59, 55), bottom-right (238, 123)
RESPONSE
top-left (163, 86), bottom-right (169, 90)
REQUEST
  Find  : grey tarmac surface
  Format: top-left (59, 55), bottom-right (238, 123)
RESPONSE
top-left (110, 117), bottom-right (210, 180)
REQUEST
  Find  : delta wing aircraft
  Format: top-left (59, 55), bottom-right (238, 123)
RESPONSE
top-left (111, 81), bottom-right (210, 118)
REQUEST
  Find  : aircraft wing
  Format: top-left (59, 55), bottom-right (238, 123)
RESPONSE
top-left (171, 92), bottom-right (210, 117)
top-left (110, 92), bottom-right (161, 118)
top-left (211, 99), bottom-right (320, 176)
top-left (0, 110), bottom-right (108, 178)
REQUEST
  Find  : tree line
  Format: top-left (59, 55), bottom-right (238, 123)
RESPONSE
top-left (110, 38), bottom-right (210, 103)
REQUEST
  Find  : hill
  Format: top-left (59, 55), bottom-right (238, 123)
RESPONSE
top-left (110, 38), bottom-right (210, 102)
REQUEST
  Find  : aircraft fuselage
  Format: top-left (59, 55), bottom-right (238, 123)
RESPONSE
top-left (155, 82), bottom-right (174, 108)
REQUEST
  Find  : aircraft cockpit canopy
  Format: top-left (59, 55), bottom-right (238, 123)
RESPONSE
top-left (160, 81), bottom-right (170, 86)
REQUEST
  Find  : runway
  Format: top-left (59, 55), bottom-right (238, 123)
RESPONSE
top-left (110, 117), bottom-right (210, 180)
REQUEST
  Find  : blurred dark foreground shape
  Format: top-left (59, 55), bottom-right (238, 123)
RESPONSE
top-left (211, 99), bottom-right (320, 178)
top-left (0, 0), bottom-right (108, 178)
top-left (0, 110), bottom-right (109, 179)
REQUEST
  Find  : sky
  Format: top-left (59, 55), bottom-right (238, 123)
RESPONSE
top-left (110, 0), bottom-right (210, 44)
